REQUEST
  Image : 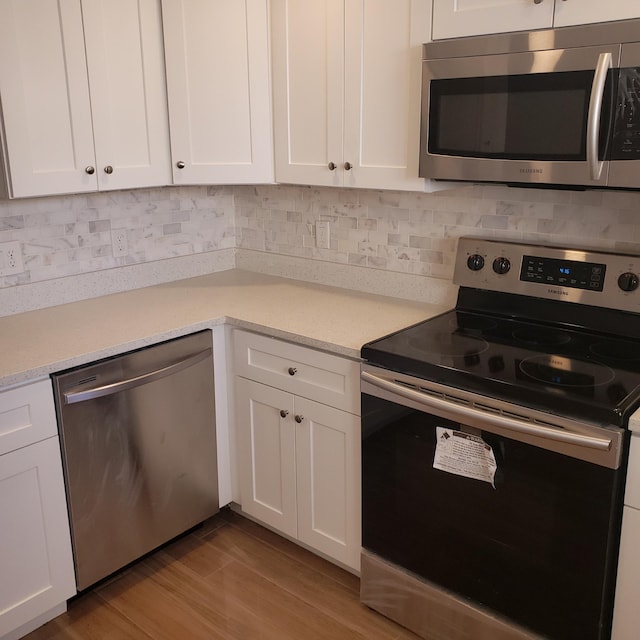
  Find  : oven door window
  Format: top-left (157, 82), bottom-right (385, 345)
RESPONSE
top-left (428, 71), bottom-right (614, 161)
top-left (361, 394), bottom-right (623, 640)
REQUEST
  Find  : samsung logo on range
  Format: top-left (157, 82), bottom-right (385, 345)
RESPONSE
top-left (520, 168), bottom-right (543, 175)
top-left (547, 288), bottom-right (569, 296)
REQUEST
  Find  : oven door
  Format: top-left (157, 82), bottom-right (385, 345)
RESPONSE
top-left (420, 44), bottom-right (620, 187)
top-left (361, 365), bottom-right (626, 640)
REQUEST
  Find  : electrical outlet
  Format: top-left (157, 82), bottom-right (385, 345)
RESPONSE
top-left (0, 241), bottom-right (24, 276)
top-left (316, 221), bottom-right (330, 249)
top-left (111, 229), bottom-right (129, 257)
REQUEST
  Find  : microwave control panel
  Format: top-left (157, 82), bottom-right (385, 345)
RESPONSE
top-left (611, 67), bottom-right (640, 160)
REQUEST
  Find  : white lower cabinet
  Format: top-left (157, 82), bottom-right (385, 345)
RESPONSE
top-left (0, 380), bottom-right (75, 640)
top-left (234, 330), bottom-right (361, 571)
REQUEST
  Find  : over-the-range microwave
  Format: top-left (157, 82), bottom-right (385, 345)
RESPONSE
top-left (419, 19), bottom-right (640, 190)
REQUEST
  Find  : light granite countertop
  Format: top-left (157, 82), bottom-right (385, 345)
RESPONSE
top-left (0, 269), bottom-right (448, 388)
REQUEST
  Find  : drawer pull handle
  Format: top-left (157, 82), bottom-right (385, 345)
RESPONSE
top-left (295, 414), bottom-right (304, 424)
top-left (288, 367), bottom-right (297, 376)
top-left (280, 410), bottom-right (289, 418)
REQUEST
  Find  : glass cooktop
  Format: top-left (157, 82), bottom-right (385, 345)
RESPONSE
top-left (362, 309), bottom-right (640, 427)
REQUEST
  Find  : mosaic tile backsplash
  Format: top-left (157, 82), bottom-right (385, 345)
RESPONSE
top-left (2, 182), bottom-right (640, 292)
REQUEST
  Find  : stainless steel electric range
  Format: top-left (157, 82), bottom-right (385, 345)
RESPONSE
top-left (360, 237), bottom-right (640, 640)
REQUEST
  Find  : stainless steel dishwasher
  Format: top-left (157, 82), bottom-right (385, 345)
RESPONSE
top-left (52, 330), bottom-right (218, 591)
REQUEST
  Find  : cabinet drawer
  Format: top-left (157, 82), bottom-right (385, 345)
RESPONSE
top-left (0, 379), bottom-right (58, 456)
top-left (233, 330), bottom-right (360, 414)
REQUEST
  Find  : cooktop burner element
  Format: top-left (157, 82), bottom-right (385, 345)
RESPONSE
top-left (512, 327), bottom-right (571, 347)
top-left (408, 331), bottom-right (489, 358)
top-left (362, 237), bottom-right (640, 427)
top-left (518, 354), bottom-right (615, 388)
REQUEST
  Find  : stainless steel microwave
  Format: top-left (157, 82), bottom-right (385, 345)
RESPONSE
top-left (420, 19), bottom-right (640, 189)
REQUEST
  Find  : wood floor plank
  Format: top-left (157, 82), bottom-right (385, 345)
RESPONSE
top-left (202, 519), bottom-right (415, 640)
top-left (19, 510), bottom-right (419, 640)
top-left (222, 508), bottom-right (361, 593)
top-left (17, 592), bottom-right (153, 640)
top-left (95, 563), bottom-right (229, 640)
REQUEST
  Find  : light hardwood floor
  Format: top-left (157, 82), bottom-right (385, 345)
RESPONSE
top-left (23, 508), bottom-right (419, 640)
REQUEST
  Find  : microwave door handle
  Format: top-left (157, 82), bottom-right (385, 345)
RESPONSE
top-left (587, 52), bottom-right (612, 181)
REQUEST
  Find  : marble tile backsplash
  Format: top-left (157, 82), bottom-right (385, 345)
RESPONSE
top-left (0, 186), bottom-right (236, 288)
top-left (2, 181), bottom-right (640, 292)
top-left (234, 183), bottom-right (640, 280)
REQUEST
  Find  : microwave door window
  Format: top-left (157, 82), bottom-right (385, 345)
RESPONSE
top-left (429, 71), bottom-right (595, 161)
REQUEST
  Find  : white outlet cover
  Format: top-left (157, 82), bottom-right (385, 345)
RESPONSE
top-left (111, 229), bottom-right (129, 257)
top-left (0, 241), bottom-right (24, 276)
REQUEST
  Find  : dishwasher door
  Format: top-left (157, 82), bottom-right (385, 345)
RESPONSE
top-left (52, 330), bottom-right (218, 591)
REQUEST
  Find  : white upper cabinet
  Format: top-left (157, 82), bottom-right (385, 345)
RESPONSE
top-left (0, 0), bottom-right (171, 198)
top-left (433, 0), bottom-right (640, 40)
top-left (272, 0), bottom-right (431, 191)
top-left (162, 0), bottom-right (274, 185)
top-left (81, 0), bottom-right (171, 191)
top-left (554, 0), bottom-right (640, 28)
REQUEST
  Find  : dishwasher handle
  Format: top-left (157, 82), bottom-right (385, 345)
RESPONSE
top-left (64, 347), bottom-right (212, 404)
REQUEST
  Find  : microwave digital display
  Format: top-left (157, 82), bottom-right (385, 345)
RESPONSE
top-left (520, 255), bottom-right (606, 291)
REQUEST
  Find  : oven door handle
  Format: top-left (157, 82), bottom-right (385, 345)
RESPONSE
top-left (362, 370), bottom-right (613, 453)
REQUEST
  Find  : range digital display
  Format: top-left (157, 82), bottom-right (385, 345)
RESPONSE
top-left (520, 255), bottom-right (606, 291)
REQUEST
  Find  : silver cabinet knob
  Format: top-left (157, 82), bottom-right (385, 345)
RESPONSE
top-left (344, 162), bottom-right (352, 171)
top-left (288, 367), bottom-right (297, 376)
top-left (294, 415), bottom-right (304, 424)
top-left (104, 165), bottom-right (113, 174)
top-left (176, 161), bottom-right (186, 169)
top-left (280, 410), bottom-right (289, 418)
top-left (328, 162), bottom-right (337, 171)
top-left (85, 166), bottom-right (95, 175)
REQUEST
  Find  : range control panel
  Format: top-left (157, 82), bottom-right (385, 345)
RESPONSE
top-left (520, 255), bottom-right (606, 291)
top-left (453, 237), bottom-right (640, 312)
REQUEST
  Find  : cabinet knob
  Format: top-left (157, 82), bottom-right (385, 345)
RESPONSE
top-left (344, 161), bottom-right (352, 171)
top-left (176, 161), bottom-right (186, 169)
top-left (104, 165), bottom-right (113, 174)
top-left (280, 410), bottom-right (289, 418)
top-left (85, 166), bottom-right (95, 175)
top-left (295, 415), bottom-right (304, 424)
top-left (533, 0), bottom-right (543, 4)
top-left (288, 367), bottom-right (297, 376)
top-left (328, 162), bottom-right (337, 171)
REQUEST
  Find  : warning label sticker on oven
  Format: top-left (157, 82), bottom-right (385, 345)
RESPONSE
top-left (434, 427), bottom-right (497, 488)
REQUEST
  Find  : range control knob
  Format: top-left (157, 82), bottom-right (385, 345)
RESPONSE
top-left (467, 254), bottom-right (485, 271)
top-left (492, 256), bottom-right (511, 275)
top-left (618, 272), bottom-right (640, 292)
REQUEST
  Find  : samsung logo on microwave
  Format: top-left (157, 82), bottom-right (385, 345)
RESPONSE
top-left (547, 288), bottom-right (569, 296)
top-left (520, 168), bottom-right (543, 175)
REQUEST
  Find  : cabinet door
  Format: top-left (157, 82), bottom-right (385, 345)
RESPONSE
top-left (236, 378), bottom-right (297, 538)
top-left (0, 0), bottom-right (96, 197)
top-left (432, 0), bottom-right (554, 40)
top-left (295, 396), bottom-right (361, 570)
top-left (81, 0), bottom-right (171, 190)
top-left (0, 437), bottom-right (75, 637)
top-left (343, 0), bottom-right (430, 191)
top-left (612, 506), bottom-right (640, 640)
top-left (271, 0), bottom-right (345, 187)
top-left (162, 0), bottom-right (273, 185)
top-left (554, 0), bottom-right (640, 28)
